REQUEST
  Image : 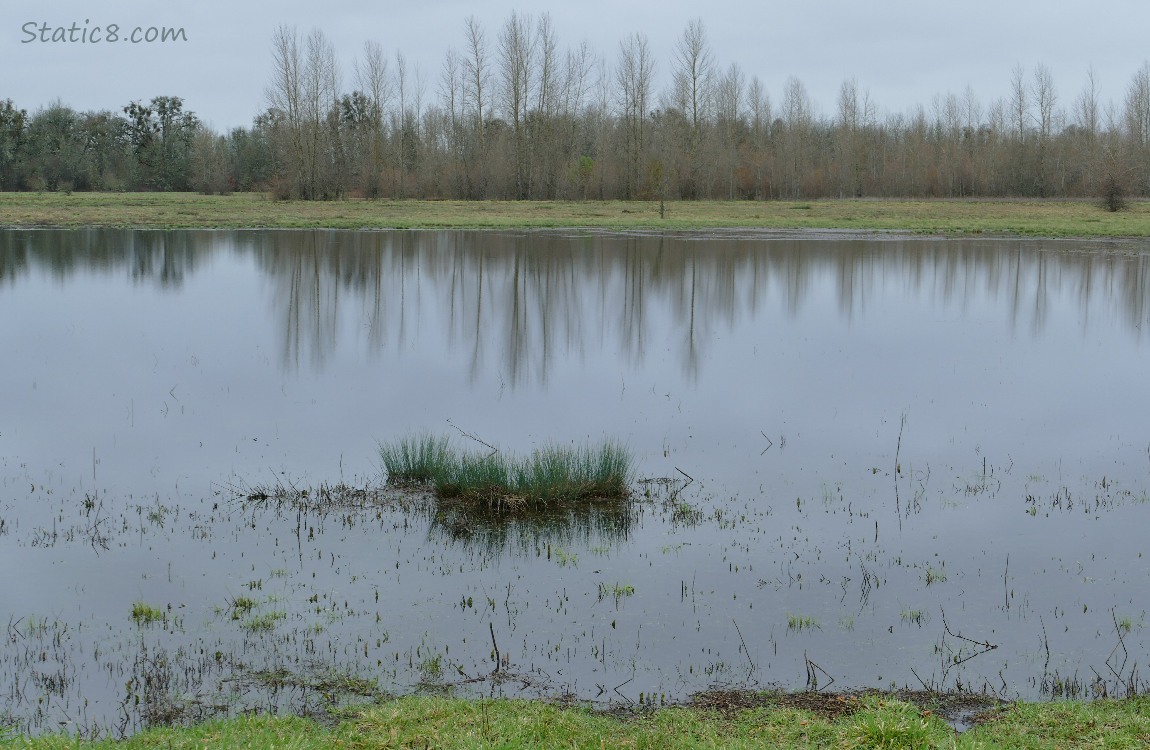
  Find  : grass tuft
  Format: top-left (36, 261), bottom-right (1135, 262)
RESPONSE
top-left (380, 433), bottom-right (454, 486)
top-left (848, 696), bottom-right (948, 749)
top-left (786, 613), bottom-right (819, 632)
top-left (380, 435), bottom-right (633, 510)
top-left (130, 602), bottom-right (166, 626)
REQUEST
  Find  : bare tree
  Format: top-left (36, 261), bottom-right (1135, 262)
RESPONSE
top-left (616, 32), bottom-right (654, 198)
top-left (1125, 61), bottom-right (1150, 146)
top-left (460, 15), bottom-right (491, 197)
top-left (1031, 63), bottom-right (1059, 194)
top-left (498, 10), bottom-right (536, 198)
top-left (837, 78), bottom-right (863, 196)
top-left (462, 16), bottom-right (490, 130)
top-left (1125, 61), bottom-right (1150, 193)
top-left (264, 26), bottom-right (340, 199)
top-left (533, 13), bottom-right (562, 196)
top-left (747, 75), bottom-right (771, 198)
top-left (779, 76), bottom-right (812, 197)
top-left (394, 52), bottom-right (409, 197)
top-left (303, 28), bottom-right (340, 198)
top-left (266, 25), bottom-right (304, 197)
top-left (354, 40), bottom-right (391, 197)
top-left (1033, 65), bottom-right (1058, 138)
top-left (713, 62), bottom-right (745, 197)
top-left (670, 18), bottom-right (714, 197)
top-left (1074, 66), bottom-right (1100, 139)
top-left (1008, 63), bottom-right (1031, 192)
top-left (1009, 63), bottom-right (1029, 142)
top-left (672, 18), bottom-right (714, 131)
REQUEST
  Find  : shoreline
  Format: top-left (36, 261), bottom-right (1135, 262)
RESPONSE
top-left (7, 689), bottom-right (1149, 748)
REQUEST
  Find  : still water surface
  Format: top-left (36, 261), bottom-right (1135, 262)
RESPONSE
top-left (2, 228), bottom-right (1150, 736)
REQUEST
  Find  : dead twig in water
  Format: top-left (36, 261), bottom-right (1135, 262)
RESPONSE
top-left (941, 608), bottom-right (998, 666)
top-left (894, 413), bottom-right (907, 532)
top-left (1105, 608), bottom-right (1131, 685)
top-left (489, 622), bottom-right (501, 674)
top-left (804, 651), bottom-right (835, 692)
top-left (613, 675), bottom-right (635, 704)
top-left (1004, 554), bottom-right (1010, 611)
top-left (733, 619), bottom-right (757, 680)
top-left (447, 419), bottom-right (499, 457)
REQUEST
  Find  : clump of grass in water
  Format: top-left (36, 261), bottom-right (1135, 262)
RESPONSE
top-left (901, 608), bottom-right (928, 626)
top-left (924, 564), bottom-right (948, 585)
top-left (787, 614), bottom-right (819, 632)
top-left (131, 602), bottom-right (166, 626)
top-left (439, 452), bottom-right (515, 505)
top-left (516, 442), bottom-right (632, 503)
top-left (379, 433), bottom-right (454, 486)
top-left (243, 611), bottom-right (286, 633)
top-left (381, 435), bottom-right (633, 509)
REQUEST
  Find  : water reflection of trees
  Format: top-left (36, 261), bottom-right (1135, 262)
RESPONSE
top-left (0, 229), bottom-right (209, 288)
top-left (5, 229), bottom-right (1150, 382)
top-left (247, 231), bottom-right (1150, 379)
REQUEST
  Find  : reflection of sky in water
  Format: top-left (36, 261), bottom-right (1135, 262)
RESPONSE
top-left (3, 229), bottom-right (1150, 734)
top-left (4, 229), bottom-right (1148, 489)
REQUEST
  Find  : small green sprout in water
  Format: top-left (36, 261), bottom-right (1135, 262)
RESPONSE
top-left (419, 654), bottom-right (443, 680)
top-left (598, 582), bottom-right (635, 602)
top-left (838, 614), bottom-right (855, 631)
top-left (552, 547), bottom-right (577, 567)
top-left (130, 602), bottom-right (165, 626)
top-left (901, 608), bottom-right (928, 626)
top-left (242, 611), bottom-right (286, 632)
top-left (228, 596), bottom-right (258, 620)
top-left (787, 614), bottom-right (819, 632)
top-left (1116, 614), bottom-right (1141, 633)
top-left (924, 564), bottom-right (948, 585)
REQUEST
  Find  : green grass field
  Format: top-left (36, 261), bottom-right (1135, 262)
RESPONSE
top-left (6, 694), bottom-right (1150, 749)
top-left (3, 192), bottom-right (1150, 236)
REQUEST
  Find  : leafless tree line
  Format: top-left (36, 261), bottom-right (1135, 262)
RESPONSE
top-left (5, 14), bottom-right (1150, 200)
top-left (253, 16), bottom-right (1150, 202)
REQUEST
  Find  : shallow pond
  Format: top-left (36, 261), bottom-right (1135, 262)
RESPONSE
top-left (2, 228), bottom-right (1150, 737)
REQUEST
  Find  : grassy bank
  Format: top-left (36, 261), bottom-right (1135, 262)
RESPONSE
top-left (3, 192), bottom-right (1150, 236)
top-left (6, 693), bottom-right (1150, 749)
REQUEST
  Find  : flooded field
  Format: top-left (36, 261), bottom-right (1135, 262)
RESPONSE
top-left (2, 228), bottom-right (1150, 737)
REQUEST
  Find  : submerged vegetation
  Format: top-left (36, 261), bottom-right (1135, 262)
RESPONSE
top-left (380, 434), bottom-right (634, 509)
top-left (129, 602), bottom-right (166, 627)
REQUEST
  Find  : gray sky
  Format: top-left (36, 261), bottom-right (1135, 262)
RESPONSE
top-left (3, 1), bottom-right (1148, 130)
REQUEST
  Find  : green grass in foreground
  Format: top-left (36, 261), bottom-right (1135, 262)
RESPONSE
top-left (380, 435), bottom-right (633, 507)
top-left (6, 694), bottom-right (1150, 749)
top-left (4, 192), bottom-right (1150, 237)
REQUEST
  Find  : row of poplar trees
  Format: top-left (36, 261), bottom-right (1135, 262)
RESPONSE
top-left (3, 14), bottom-right (1150, 201)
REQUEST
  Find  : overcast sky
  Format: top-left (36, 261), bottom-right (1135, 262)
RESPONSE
top-left (4, 1), bottom-right (1149, 131)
